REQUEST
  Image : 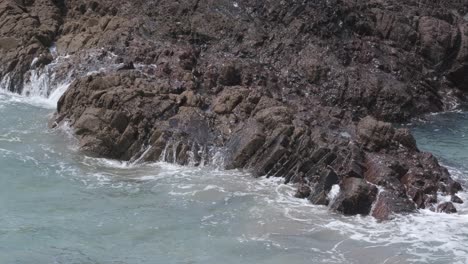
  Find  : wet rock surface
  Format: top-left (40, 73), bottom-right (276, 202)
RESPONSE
top-left (2, 0), bottom-right (468, 219)
top-left (0, 0), bottom-right (61, 91)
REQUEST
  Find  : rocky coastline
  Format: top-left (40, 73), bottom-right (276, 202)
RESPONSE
top-left (1, 0), bottom-right (467, 220)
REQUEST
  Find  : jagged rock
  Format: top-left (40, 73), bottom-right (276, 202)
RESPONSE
top-left (213, 89), bottom-right (246, 114)
top-left (357, 116), bottom-right (395, 151)
top-left (117, 61), bottom-right (135, 71)
top-left (225, 121), bottom-right (265, 169)
top-left (0, 0), bottom-right (466, 219)
top-left (448, 181), bottom-right (463, 194)
top-left (437, 202), bottom-right (458, 214)
top-left (371, 191), bottom-right (416, 221)
top-left (393, 128), bottom-right (418, 151)
top-left (451, 195), bottom-right (464, 204)
top-left (418, 16), bottom-right (457, 64)
top-left (178, 90), bottom-right (203, 107)
top-left (218, 64), bottom-right (241, 86)
top-left (0, 0), bottom-right (61, 92)
top-left (294, 185), bottom-right (311, 199)
top-left (309, 169), bottom-right (339, 206)
top-left (330, 177), bottom-right (378, 216)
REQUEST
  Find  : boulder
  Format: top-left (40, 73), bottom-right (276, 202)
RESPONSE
top-left (437, 202), bottom-right (458, 214)
top-left (451, 195), bottom-right (464, 204)
top-left (330, 177), bottom-right (378, 216)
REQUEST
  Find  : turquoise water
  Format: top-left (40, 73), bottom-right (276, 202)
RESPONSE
top-left (409, 111), bottom-right (468, 185)
top-left (1, 91), bottom-right (467, 264)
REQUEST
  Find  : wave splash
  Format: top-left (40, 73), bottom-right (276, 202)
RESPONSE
top-left (57, 153), bottom-right (468, 263)
top-left (0, 46), bottom-right (151, 109)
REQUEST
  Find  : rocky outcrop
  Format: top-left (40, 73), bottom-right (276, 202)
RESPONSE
top-left (2, 0), bottom-right (467, 220)
top-left (0, 0), bottom-right (62, 92)
top-left (54, 70), bottom-right (463, 220)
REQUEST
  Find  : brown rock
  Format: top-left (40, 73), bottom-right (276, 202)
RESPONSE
top-left (225, 121), bottom-right (265, 169)
top-left (357, 116), bottom-right (395, 151)
top-left (372, 191), bottom-right (416, 221)
top-left (213, 89), bottom-right (245, 114)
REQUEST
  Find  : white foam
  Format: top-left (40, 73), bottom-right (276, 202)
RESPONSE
top-left (0, 66), bottom-right (70, 109)
top-left (0, 48), bottom-right (127, 110)
top-left (327, 184), bottom-right (340, 203)
top-left (0, 133), bottom-right (21, 142)
top-left (81, 156), bottom-right (137, 169)
top-left (227, 166), bottom-right (468, 263)
top-left (38, 152), bottom-right (468, 263)
top-left (0, 89), bottom-right (67, 110)
top-left (30, 57), bottom-right (39, 67)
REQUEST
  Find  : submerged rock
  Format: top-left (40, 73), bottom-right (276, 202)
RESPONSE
top-left (1, 0), bottom-right (467, 219)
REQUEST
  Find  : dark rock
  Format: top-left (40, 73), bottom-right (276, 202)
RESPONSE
top-left (178, 49), bottom-right (197, 70)
top-left (330, 178), bottom-right (378, 216)
top-left (437, 202), bottom-right (457, 214)
top-left (372, 191), bottom-right (416, 221)
top-left (309, 169), bottom-right (339, 206)
top-left (309, 188), bottom-right (329, 206)
top-left (118, 61), bottom-right (135, 71)
top-left (225, 121), bottom-right (265, 169)
top-left (451, 195), bottom-right (464, 204)
top-left (357, 116), bottom-right (395, 151)
top-left (418, 16), bottom-right (457, 64)
top-left (218, 64), bottom-right (241, 86)
top-left (294, 185), bottom-right (311, 199)
top-left (393, 128), bottom-right (418, 151)
top-left (448, 181), bottom-right (463, 195)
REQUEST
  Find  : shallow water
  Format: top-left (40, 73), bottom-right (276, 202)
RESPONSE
top-left (0, 91), bottom-right (467, 264)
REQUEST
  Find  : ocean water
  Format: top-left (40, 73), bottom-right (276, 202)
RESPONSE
top-left (0, 90), bottom-right (467, 264)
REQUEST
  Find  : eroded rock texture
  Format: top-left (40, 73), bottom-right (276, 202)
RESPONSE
top-left (2, 0), bottom-right (468, 219)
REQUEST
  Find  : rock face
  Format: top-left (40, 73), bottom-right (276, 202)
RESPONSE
top-left (2, 0), bottom-right (467, 220)
top-left (0, 0), bottom-right (61, 92)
